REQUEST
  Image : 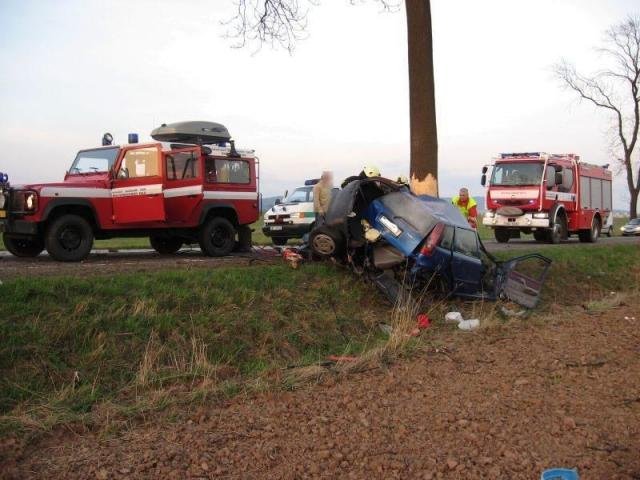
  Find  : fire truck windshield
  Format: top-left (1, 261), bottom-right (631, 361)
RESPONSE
top-left (69, 147), bottom-right (119, 174)
top-left (490, 162), bottom-right (543, 186)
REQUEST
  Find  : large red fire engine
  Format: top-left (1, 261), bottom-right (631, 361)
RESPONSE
top-left (0, 121), bottom-right (260, 261)
top-left (481, 152), bottom-right (613, 243)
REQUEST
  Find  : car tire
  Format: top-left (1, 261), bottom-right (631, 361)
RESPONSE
top-left (578, 217), bottom-right (600, 243)
top-left (149, 235), bottom-right (183, 254)
top-left (494, 228), bottom-right (510, 243)
top-left (309, 226), bottom-right (344, 258)
top-left (272, 237), bottom-right (288, 246)
top-left (199, 217), bottom-right (236, 257)
top-left (3, 233), bottom-right (44, 257)
top-left (45, 214), bottom-right (94, 262)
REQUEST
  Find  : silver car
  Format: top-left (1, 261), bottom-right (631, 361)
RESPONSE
top-left (621, 218), bottom-right (640, 236)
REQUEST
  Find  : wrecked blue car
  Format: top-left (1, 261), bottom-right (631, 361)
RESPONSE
top-left (308, 178), bottom-right (551, 308)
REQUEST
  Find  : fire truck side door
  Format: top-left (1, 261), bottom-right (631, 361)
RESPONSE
top-left (163, 148), bottom-right (203, 223)
top-left (111, 146), bottom-right (166, 224)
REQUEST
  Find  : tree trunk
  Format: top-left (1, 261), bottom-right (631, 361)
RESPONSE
top-left (405, 0), bottom-right (438, 197)
top-left (630, 189), bottom-right (639, 219)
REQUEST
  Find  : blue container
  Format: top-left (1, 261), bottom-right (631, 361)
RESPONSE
top-left (541, 468), bottom-right (579, 480)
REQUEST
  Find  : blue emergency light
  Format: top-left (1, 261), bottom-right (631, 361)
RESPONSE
top-left (304, 178), bottom-right (320, 186)
top-left (128, 133), bottom-right (139, 144)
top-left (0, 172), bottom-right (8, 183)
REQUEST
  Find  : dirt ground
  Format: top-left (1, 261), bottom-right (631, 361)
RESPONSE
top-left (2, 299), bottom-right (639, 479)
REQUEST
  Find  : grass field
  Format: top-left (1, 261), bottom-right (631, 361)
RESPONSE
top-left (1, 239), bottom-right (638, 437)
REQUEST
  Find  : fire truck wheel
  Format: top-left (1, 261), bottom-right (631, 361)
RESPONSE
top-left (272, 237), bottom-right (288, 246)
top-left (149, 235), bottom-right (183, 255)
top-left (494, 228), bottom-right (510, 243)
top-left (199, 217), bottom-right (236, 257)
top-left (45, 214), bottom-right (94, 262)
top-left (2, 233), bottom-right (44, 257)
top-left (579, 217), bottom-right (600, 243)
top-left (548, 215), bottom-right (566, 244)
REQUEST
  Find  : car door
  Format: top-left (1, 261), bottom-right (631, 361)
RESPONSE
top-left (163, 147), bottom-right (203, 224)
top-left (111, 145), bottom-right (166, 224)
top-left (450, 227), bottom-right (484, 296)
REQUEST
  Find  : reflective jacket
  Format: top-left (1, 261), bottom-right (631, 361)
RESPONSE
top-left (452, 195), bottom-right (478, 220)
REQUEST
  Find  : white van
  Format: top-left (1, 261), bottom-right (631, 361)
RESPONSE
top-left (262, 181), bottom-right (337, 245)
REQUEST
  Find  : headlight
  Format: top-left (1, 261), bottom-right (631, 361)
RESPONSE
top-left (533, 212), bottom-right (549, 219)
top-left (620, 226), bottom-right (625, 231)
top-left (485, 211), bottom-right (495, 218)
top-left (26, 193), bottom-right (35, 210)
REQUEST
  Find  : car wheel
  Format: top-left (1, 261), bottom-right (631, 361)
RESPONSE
top-left (309, 226), bottom-right (344, 258)
top-left (45, 214), bottom-right (94, 262)
top-left (578, 217), bottom-right (600, 243)
top-left (494, 228), bottom-right (510, 243)
top-left (199, 217), bottom-right (236, 257)
top-left (272, 237), bottom-right (288, 246)
top-left (149, 235), bottom-right (183, 254)
top-left (3, 233), bottom-right (44, 257)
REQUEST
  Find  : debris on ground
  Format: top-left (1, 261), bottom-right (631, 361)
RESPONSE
top-left (444, 311), bottom-right (480, 331)
top-left (282, 248), bottom-right (303, 269)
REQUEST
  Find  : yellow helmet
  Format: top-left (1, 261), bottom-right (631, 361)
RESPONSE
top-left (362, 165), bottom-right (380, 178)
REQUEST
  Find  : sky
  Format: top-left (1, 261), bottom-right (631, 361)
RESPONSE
top-left (0, 0), bottom-right (638, 210)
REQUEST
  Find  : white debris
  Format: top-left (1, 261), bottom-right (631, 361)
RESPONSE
top-left (445, 311), bottom-right (464, 324)
top-left (458, 319), bottom-right (480, 331)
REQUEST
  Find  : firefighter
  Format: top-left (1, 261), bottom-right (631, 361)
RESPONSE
top-left (313, 171), bottom-right (333, 225)
top-left (340, 165), bottom-right (381, 188)
top-left (452, 187), bottom-right (478, 229)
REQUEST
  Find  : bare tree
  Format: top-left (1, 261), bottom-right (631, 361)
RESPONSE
top-left (226, 0), bottom-right (439, 196)
top-left (555, 15), bottom-right (640, 219)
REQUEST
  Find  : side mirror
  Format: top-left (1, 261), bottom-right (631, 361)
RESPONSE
top-left (275, 198), bottom-right (282, 205)
top-left (482, 166), bottom-right (488, 174)
top-left (546, 174), bottom-right (555, 189)
top-left (481, 174), bottom-right (487, 186)
top-left (555, 172), bottom-right (563, 185)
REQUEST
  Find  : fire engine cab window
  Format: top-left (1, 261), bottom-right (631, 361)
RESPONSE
top-left (69, 148), bottom-right (119, 174)
top-left (491, 163), bottom-right (543, 186)
top-left (166, 152), bottom-right (200, 181)
top-left (454, 228), bottom-right (479, 258)
top-left (120, 148), bottom-right (160, 178)
top-left (205, 158), bottom-right (250, 184)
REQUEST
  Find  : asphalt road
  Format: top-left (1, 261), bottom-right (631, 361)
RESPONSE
top-left (0, 236), bottom-right (638, 280)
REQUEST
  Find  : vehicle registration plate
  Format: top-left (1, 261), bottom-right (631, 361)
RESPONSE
top-left (0, 210), bottom-right (6, 218)
top-left (271, 226), bottom-right (283, 231)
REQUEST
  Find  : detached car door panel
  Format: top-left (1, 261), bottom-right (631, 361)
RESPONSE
top-left (112, 146), bottom-right (166, 224)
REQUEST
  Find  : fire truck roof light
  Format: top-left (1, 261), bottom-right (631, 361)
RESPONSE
top-left (304, 179), bottom-right (320, 186)
top-left (128, 133), bottom-right (139, 144)
top-left (0, 173), bottom-right (7, 183)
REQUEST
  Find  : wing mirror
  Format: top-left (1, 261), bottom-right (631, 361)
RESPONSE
top-left (482, 166), bottom-right (488, 174)
top-left (481, 174), bottom-right (487, 186)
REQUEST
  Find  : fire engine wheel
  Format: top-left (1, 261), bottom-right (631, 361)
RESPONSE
top-left (272, 237), bottom-right (288, 246)
top-left (494, 228), bottom-right (510, 243)
top-left (45, 214), bottom-right (94, 262)
top-left (548, 215), bottom-right (567, 244)
top-left (2, 233), bottom-right (44, 258)
top-left (579, 217), bottom-right (600, 243)
top-left (149, 235), bottom-right (183, 255)
top-left (199, 217), bottom-right (236, 257)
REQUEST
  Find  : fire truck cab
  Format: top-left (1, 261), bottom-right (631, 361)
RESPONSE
top-left (481, 152), bottom-right (612, 244)
top-left (0, 121), bottom-right (260, 261)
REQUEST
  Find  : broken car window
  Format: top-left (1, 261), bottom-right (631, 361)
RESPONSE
top-left (454, 228), bottom-right (479, 258)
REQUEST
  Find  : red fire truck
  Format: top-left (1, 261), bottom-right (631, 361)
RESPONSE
top-left (481, 152), bottom-right (613, 243)
top-left (0, 121), bottom-right (260, 261)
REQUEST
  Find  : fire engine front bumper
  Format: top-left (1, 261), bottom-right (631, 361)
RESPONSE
top-left (482, 212), bottom-right (551, 229)
top-left (0, 217), bottom-right (39, 236)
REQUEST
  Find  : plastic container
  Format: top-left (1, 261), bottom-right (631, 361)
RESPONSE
top-left (445, 311), bottom-right (464, 323)
top-left (458, 319), bottom-right (480, 331)
top-left (540, 468), bottom-right (579, 480)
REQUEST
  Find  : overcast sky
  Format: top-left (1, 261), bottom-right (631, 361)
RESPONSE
top-left (0, 0), bottom-right (638, 209)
